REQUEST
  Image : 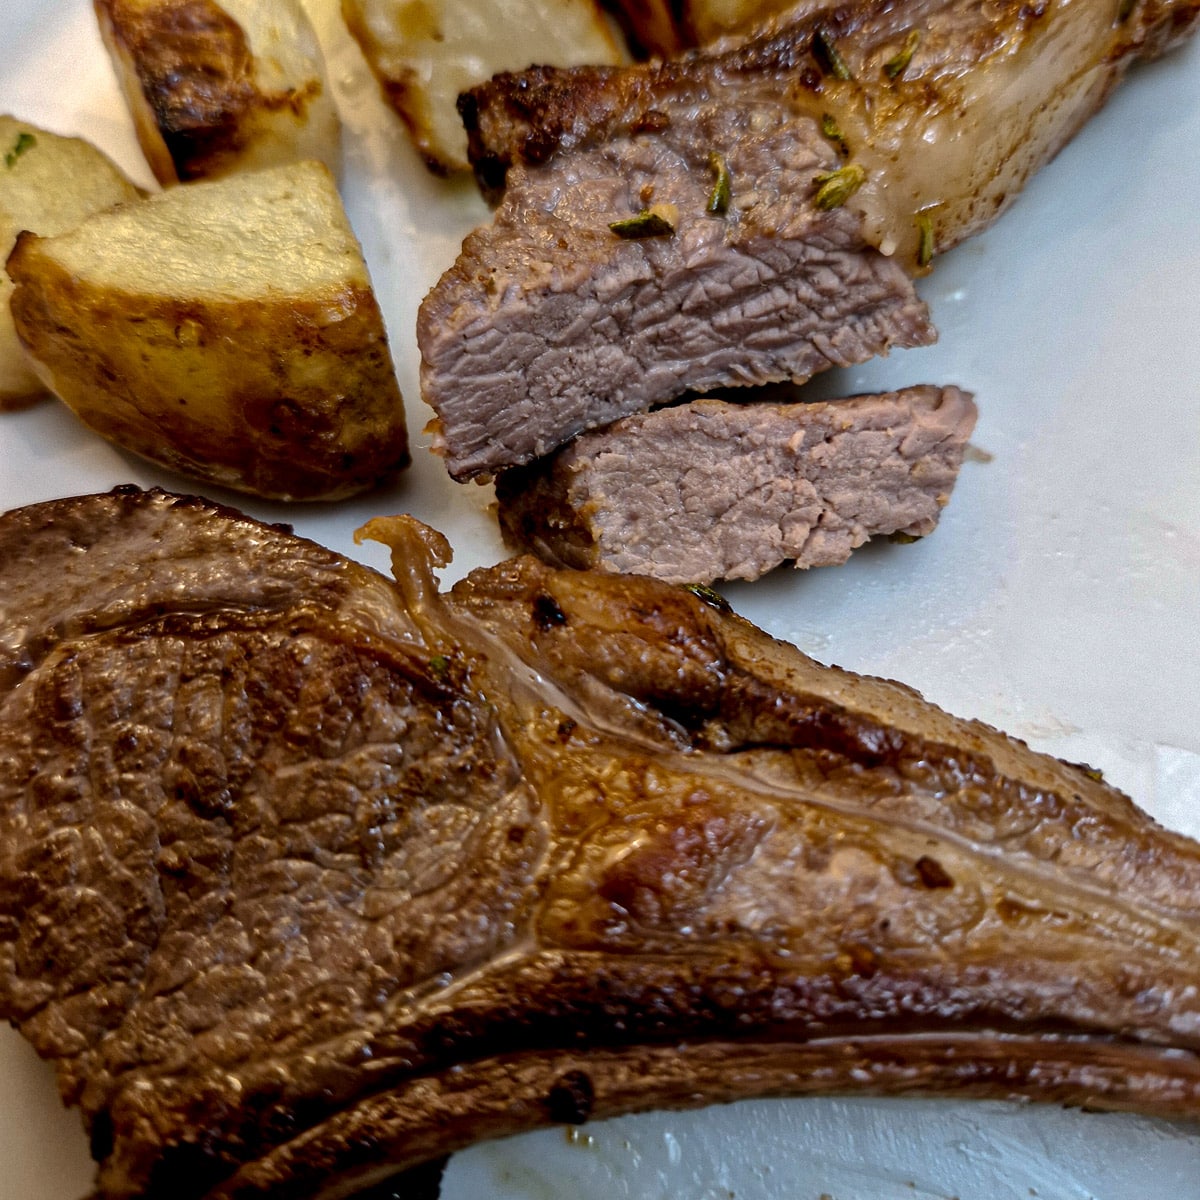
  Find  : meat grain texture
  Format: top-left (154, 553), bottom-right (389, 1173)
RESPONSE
top-left (2, 488), bottom-right (1200, 1200)
top-left (496, 385), bottom-right (977, 583)
top-left (420, 99), bottom-right (933, 479)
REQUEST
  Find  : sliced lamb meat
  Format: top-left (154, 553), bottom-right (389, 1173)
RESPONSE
top-left (496, 385), bottom-right (977, 584)
top-left (419, 97), bottom-right (934, 480)
top-left (420, 0), bottom-right (1198, 481)
top-left (4, 488), bottom-right (1200, 1199)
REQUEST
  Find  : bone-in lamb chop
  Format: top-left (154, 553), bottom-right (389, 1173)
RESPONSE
top-left (418, 0), bottom-right (1199, 480)
top-left (2, 486), bottom-right (1200, 1200)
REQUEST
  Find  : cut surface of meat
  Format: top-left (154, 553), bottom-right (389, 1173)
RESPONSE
top-left (2, 488), bottom-right (1200, 1200)
top-left (496, 385), bottom-right (977, 583)
top-left (419, 97), bottom-right (934, 480)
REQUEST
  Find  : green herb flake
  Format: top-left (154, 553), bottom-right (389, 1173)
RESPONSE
top-left (888, 531), bottom-right (923, 545)
top-left (684, 583), bottom-right (732, 613)
top-left (428, 654), bottom-right (450, 678)
top-left (820, 113), bottom-right (849, 156)
top-left (884, 29), bottom-right (921, 80)
top-left (4, 131), bottom-right (36, 169)
top-left (609, 208), bottom-right (675, 239)
top-left (813, 163), bottom-right (866, 210)
top-left (813, 27), bottom-right (854, 81)
top-left (706, 152), bottom-right (732, 215)
top-left (915, 211), bottom-right (935, 268)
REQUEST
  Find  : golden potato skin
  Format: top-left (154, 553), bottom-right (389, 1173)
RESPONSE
top-left (95, 0), bottom-right (341, 185)
top-left (6, 162), bottom-right (408, 502)
top-left (343, 0), bottom-right (624, 173)
top-left (0, 117), bottom-right (141, 408)
top-left (9, 241), bottom-right (408, 500)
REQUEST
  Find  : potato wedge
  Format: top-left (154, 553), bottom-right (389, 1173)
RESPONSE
top-left (0, 117), bottom-right (141, 409)
top-left (343, 0), bottom-right (625, 173)
top-left (95, 0), bottom-right (342, 185)
top-left (7, 161), bottom-right (407, 501)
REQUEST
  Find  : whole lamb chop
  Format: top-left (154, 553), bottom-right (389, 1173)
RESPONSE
top-left (3, 487), bottom-right (1200, 1200)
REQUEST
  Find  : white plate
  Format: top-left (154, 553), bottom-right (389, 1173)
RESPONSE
top-left (2, 4), bottom-right (1199, 1198)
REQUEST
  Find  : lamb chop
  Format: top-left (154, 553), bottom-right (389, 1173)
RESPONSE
top-left (2, 486), bottom-right (1200, 1200)
top-left (418, 0), bottom-right (1199, 480)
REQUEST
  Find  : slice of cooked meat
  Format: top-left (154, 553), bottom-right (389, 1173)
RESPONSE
top-left (419, 0), bottom-right (1198, 481)
top-left (418, 103), bottom-right (935, 480)
top-left (463, 0), bottom-right (1200, 256)
top-left (4, 487), bottom-right (1200, 1200)
top-left (495, 385), bottom-right (977, 583)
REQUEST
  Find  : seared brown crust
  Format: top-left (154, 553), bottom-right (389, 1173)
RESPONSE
top-left (463, 0), bottom-right (1200, 254)
top-left (3, 490), bottom-right (1200, 1198)
top-left (216, 1036), bottom-right (1200, 1197)
top-left (97, 0), bottom-right (257, 181)
top-left (7, 242), bottom-right (409, 503)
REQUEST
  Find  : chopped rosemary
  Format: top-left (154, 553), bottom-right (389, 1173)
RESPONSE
top-left (4, 131), bottom-right (36, 169)
top-left (706, 152), bottom-right (732, 215)
top-left (609, 207), bottom-right (675, 239)
top-left (684, 583), bottom-right (732, 612)
top-left (813, 163), bottom-right (866, 210)
top-left (884, 29), bottom-right (921, 79)
top-left (812, 27), bottom-right (853, 81)
top-left (820, 113), bottom-right (849, 156)
top-left (915, 211), bottom-right (935, 268)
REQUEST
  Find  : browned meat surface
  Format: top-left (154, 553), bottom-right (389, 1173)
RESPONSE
top-left (496, 385), bottom-right (977, 583)
top-left (3, 488), bottom-right (1200, 1200)
top-left (464, 0), bottom-right (1200, 253)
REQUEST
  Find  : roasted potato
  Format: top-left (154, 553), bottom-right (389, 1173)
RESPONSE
top-left (343, 0), bottom-right (625, 173)
top-left (7, 160), bottom-right (408, 501)
top-left (602, 0), bottom-right (791, 51)
top-left (679, 0), bottom-right (797, 43)
top-left (95, 0), bottom-right (342, 185)
top-left (600, 0), bottom-right (688, 56)
top-left (0, 116), bottom-right (141, 409)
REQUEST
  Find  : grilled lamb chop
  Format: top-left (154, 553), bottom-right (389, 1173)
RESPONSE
top-left (496, 385), bottom-right (977, 583)
top-left (420, 0), bottom-right (1198, 481)
top-left (3, 487), bottom-right (1200, 1200)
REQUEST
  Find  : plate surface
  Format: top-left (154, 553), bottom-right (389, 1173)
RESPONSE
top-left (1, 4), bottom-right (1199, 1198)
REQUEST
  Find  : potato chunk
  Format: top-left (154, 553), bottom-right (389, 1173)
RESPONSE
top-left (679, 0), bottom-right (797, 43)
top-left (601, 0), bottom-right (687, 56)
top-left (0, 116), bottom-right (141, 409)
top-left (343, 0), bottom-right (624, 173)
top-left (603, 0), bottom-right (791, 50)
top-left (7, 160), bottom-right (407, 501)
top-left (95, 0), bottom-right (342, 185)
